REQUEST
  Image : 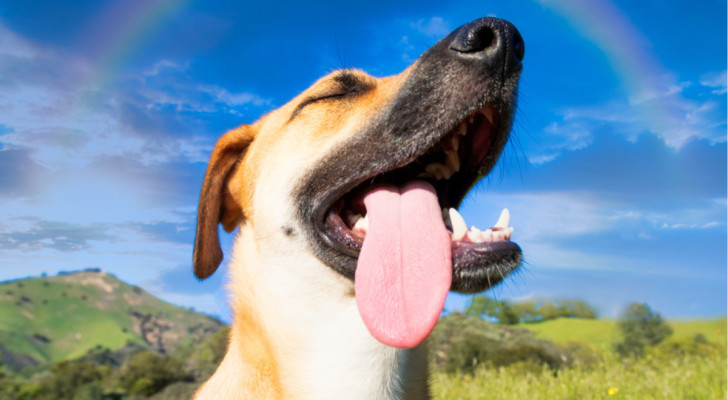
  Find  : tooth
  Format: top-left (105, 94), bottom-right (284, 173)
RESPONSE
top-left (483, 229), bottom-right (494, 242)
top-left (457, 123), bottom-right (467, 136)
top-left (346, 213), bottom-right (362, 227)
top-left (425, 163), bottom-right (453, 180)
top-left (467, 227), bottom-right (484, 243)
top-left (353, 215), bottom-right (369, 234)
top-left (449, 134), bottom-right (460, 151)
top-left (445, 150), bottom-right (460, 173)
top-left (448, 208), bottom-right (467, 240)
top-left (504, 227), bottom-right (514, 240)
top-left (425, 163), bottom-right (443, 180)
top-left (483, 107), bottom-right (495, 125)
top-left (441, 168), bottom-right (454, 180)
top-left (494, 208), bottom-right (510, 229)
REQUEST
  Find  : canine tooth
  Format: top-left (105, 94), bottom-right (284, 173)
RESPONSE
top-left (448, 208), bottom-right (467, 240)
top-left (445, 150), bottom-right (460, 173)
top-left (494, 208), bottom-right (510, 229)
top-left (483, 107), bottom-right (495, 125)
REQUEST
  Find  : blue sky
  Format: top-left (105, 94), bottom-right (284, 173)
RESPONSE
top-left (0, 0), bottom-right (725, 322)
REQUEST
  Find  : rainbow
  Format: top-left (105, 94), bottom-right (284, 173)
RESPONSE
top-left (78, 0), bottom-right (194, 99)
top-left (536, 0), bottom-right (685, 147)
top-left (74, 0), bottom-right (685, 148)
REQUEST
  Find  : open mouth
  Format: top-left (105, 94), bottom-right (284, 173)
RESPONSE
top-left (290, 15), bottom-right (524, 349)
top-left (316, 104), bottom-right (522, 294)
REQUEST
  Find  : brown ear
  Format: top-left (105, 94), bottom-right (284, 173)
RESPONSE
top-left (193, 126), bottom-right (255, 279)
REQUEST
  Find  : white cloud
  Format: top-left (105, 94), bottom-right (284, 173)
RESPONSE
top-left (457, 187), bottom-right (725, 283)
top-left (461, 190), bottom-right (615, 242)
top-left (0, 24), bottom-right (270, 170)
top-left (198, 84), bottom-right (269, 107)
top-left (700, 70), bottom-right (727, 95)
top-left (409, 17), bottom-right (451, 38)
top-left (396, 17), bottom-right (452, 64)
top-left (537, 76), bottom-right (726, 161)
top-left (628, 76), bottom-right (691, 105)
top-left (0, 23), bottom-right (215, 299)
top-left (0, 52), bottom-right (201, 169)
top-left (137, 60), bottom-right (270, 115)
top-left (0, 24), bottom-right (37, 59)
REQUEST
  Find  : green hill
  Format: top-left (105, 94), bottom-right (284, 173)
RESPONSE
top-left (0, 270), bottom-right (224, 367)
top-left (518, 317), bottom-right (727, 349)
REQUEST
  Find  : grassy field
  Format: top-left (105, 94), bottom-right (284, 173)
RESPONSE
top-left (431, 316), bottom-right (727, 399)
top-left (432, 350), bottom-right (726, 399)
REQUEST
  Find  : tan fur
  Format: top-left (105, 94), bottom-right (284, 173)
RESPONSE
top-left (193, 68), bottom-right (432, 400)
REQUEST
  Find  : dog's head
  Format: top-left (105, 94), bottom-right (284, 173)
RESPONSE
top-left (194, 17), bottom-right (524, 347)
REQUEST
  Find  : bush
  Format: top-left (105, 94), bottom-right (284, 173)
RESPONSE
top-left (130, 377), bottom-right (156, 396)
top-left (118, 351), bottom-right (191, 396)
top-left (615, 302), bottom-right (672, 357)
top-left (27, 361), bottom-right (104, 400)
top-left (429, 314), bottom-right (571, 374)
top-left (72, 381), bottom-right (104, 400)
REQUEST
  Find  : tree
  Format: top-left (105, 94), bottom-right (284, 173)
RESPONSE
top-left (615, 302), bottom-right (673, 357)
top-left (118, 351), bottom-right (191, 396)
top-left (466, 296), bottom-right (519, 325)
top-left (35, 361), bottom-right (103, 400)
top-left (555, 299), bottom-right (597, 319)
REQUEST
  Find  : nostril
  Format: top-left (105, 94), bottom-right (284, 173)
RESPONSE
top-left (450, 25), bottom-right (496, 53)
top-left (447, 17), bottom-right (524, 74)
top-left (513, 30), bottom-right (525, 61)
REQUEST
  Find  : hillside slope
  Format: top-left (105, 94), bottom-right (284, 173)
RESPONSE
top-left (0, 270), bottom-right (224, 366)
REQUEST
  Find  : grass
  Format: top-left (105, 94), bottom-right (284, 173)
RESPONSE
top-left (0, 271), bottom-right (222, 364)
top-left (518, 317), bottom-right (727, 350)
top-left (432, 317), bottom-right (727, 399)
top-left (432, 349), bottom-right (727, 399)
top-left (519, 318), bottom-right (619, 350)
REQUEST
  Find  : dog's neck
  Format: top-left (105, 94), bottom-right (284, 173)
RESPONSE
top-left (195, 226), bottom-right (430, 400)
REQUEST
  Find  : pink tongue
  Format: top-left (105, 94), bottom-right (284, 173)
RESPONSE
top-left (355, 180), bottom-right (452, 348)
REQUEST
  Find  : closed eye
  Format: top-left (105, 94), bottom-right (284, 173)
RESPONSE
top-left (288, 70), bottom-right (375, 122)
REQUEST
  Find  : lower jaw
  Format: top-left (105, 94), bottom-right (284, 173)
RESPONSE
top-left (316, 232), bottom-right (521, 293)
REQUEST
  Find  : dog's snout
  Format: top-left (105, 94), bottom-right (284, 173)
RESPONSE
top-left (448, 17), bottom-right (524, 74)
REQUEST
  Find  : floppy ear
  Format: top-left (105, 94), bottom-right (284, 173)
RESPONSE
top-left (193, 126), bottom-right (255, 280)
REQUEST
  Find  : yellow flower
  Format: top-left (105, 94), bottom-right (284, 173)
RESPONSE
top-left (608, 387), bottom-right (619, 396)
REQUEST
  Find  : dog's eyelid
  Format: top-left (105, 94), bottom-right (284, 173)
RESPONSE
top-left (288, 80), bottom-right (372, 123)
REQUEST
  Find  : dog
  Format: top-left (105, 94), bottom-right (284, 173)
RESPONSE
top-left (192, 17), bottom-right (524, 400)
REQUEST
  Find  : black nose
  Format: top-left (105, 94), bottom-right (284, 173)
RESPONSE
top-left (448, 17), bottom-right (524, 74)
